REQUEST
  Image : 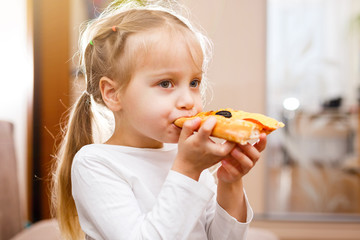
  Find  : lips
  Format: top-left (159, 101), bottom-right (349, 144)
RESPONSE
top-left (172, 122), bottom-right (182, 130)
top-left (173, 115), bottom-right (193, 124)
top-left (171, 110), bottom-right (198, 125)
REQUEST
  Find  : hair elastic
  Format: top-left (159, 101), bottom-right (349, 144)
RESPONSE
top-left (83, 91), bottom-right (91, 105)
top-left (89, 40), bottom-right (94, 46)
top-left (112, 26), bottom-right (117, 32)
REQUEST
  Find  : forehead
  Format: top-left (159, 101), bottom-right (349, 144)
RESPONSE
top-left (128, 27), bottom-right (204, 71)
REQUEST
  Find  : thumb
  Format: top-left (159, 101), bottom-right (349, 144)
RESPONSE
top-left (179, 117), bottom-right (201, 142)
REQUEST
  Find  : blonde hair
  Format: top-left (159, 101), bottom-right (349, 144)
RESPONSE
top-left (52, 1), bottom-right (213, 239)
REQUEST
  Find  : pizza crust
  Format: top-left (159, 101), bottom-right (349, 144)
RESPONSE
top-left (174, 108), bottom-right (284, 144)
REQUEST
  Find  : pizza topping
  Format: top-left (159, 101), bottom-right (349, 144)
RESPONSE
top-left (215, 110), bottom-right (232, 118)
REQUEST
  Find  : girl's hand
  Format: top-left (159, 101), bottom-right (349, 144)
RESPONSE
top-left (215, 134), bottom-right (266, 222)
top-left (217, 133), bottom-right (267, 183)
top-left (172, 117), bottom-right (235, 181)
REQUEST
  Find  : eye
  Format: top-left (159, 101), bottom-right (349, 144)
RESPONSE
top-left (158, 80), bottom-right (173, 88)
top-left (190, 79), bottom-right (200, 88)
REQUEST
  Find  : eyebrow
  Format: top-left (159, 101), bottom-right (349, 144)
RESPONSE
top-left (148, 69), bottom-right (203, 78)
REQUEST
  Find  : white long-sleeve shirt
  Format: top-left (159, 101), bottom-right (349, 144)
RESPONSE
top-left (71, 143), bottom-right (253, 240)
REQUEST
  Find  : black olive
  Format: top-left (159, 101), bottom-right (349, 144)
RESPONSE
top-left (215, 110), bottom-right (232, 118)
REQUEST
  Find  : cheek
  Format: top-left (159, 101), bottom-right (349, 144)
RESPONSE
top-left (196, 102), bottom-right (203, 111)
top-left (133, 100), bottom-right (165, 125)
top-left (195, 96), bottom-right (203, 112)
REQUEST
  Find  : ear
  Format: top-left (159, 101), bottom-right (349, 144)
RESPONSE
top-left (99, 77), bottom-right (122, 111)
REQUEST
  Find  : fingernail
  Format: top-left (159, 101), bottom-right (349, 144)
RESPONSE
top-left (204, 116), bottom-right (216, 127)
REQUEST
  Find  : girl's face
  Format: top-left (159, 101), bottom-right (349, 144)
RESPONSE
top-left (113, 29), bottom-right (204, 148)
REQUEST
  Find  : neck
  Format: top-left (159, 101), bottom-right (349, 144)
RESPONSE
top-left (105, 131), bottom-right (164, 149)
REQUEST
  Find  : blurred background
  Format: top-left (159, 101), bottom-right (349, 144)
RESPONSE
top-left (1, 0), bottom-right (360, 239)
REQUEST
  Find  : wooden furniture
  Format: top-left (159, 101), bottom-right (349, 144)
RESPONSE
top-left (0, 121), bottom-right (22, 240)
top-left (31, 0), bottom-right (70, 220)
top-left (10, 219), bottom-right (60, 240)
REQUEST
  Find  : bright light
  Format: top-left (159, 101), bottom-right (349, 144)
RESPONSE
top-left (283, 97), bottom-right (300, 111)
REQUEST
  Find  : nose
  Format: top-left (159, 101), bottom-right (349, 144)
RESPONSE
top-left (176, 88), bottom-right (195, 110)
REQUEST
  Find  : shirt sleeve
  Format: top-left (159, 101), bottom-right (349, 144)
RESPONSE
top-left (71, 155), bottom-right (214, 240)
top-left (201, 170), bottom-right (253, 240)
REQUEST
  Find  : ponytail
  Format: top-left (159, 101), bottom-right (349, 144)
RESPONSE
top-left (52, 92), bottom-right (93, 239)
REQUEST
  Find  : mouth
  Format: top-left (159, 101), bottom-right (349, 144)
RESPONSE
top-left (172, 117), bottom-right (182, 125)
top-left (172, 121), bottom-right (182, 128)
top-left (170, 123), bottom-right (182, 134)
top-left (172, 116), bottom-right (187, 126)
top-left (173, 114), bottom-right (195, 121)
top-left (172, 111), bottom-right (198, 126)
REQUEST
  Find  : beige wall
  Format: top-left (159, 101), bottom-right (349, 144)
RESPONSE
top-left (182, 0), bottom-right (266, 113)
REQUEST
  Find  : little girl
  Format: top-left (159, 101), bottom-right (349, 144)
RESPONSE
top-left (52, 1), bottom-right (266, 239)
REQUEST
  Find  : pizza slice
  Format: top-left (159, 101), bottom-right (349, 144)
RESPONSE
top-left (174, 108), bottom-right (284, 144)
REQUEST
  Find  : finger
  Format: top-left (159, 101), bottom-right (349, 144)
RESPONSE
top-left (254, 133), bottom-right (267, 152)
top-left (230, 147), bottom-right (255, 170)
top-left (220, 159), bottom-right (240, 177)
top-left (236, 143), bottom-right (260, 162)
top-left (197, 116), bottom-right (217, 141)
top-left (209, 141), bottom-right (235, 157)
top-left (179, 117), bottom-right (201, 142)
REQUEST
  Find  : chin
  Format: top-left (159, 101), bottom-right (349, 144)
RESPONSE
top-left (163, 137), bottom-right (179, 144)
top-left (162, 126), bottom-right (181, 143)
top-left (162, 134), bottom-right (180, 144)
top-left (167, 139), bottom-right (179, 144)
